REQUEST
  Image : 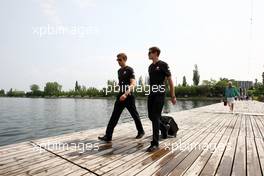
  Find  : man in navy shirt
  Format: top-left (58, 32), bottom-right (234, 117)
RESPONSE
top-left (146, 47), bottom-right (177, 152)
top-left (98, 53), bottom-right (145, 142)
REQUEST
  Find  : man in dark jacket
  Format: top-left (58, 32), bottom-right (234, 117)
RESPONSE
top-left (98, 53), bottom-right (145, 142)
top-left (146, 47), bottom-right (177, 152)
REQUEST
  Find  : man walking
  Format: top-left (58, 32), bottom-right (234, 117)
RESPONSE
top-left (146, 47), bottom-right (177, 152)
top-left (224, 81), bottom-right (240, 112)
top-left (98, 53), bottom-right (145, 142)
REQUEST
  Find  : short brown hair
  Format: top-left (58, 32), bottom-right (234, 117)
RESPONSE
top-left (149, 46), bottom-right (161, 56)
top-left (117, 53), bottom-right (127, 61)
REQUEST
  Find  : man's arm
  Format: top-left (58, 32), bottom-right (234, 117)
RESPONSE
top-left (167, 76), bottom-right (176, 104)
top-left (125, 79), bottom-right (136, 95)
top-left (120, 79), bottom-right (136, 101)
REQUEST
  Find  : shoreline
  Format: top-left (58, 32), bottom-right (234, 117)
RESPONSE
top-left (0, 96), bottom-right (222, 101)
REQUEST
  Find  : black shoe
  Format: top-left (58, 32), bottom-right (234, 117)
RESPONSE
top-left (136, 132), bottom-right (145, 139)
top-left (146, 145), bottom-right (159, 152)
top-left (98, 135), bottom-right (111, 142)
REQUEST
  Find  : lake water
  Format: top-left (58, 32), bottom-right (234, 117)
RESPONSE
top-left (0, 97), bottom-right (219, 146)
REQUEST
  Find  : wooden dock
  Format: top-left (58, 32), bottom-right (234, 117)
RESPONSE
top-left (0, 101), bottom-right (264, 176)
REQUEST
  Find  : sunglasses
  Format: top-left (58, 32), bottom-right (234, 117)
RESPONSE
top-left (116, 58), bottom-right (122, 62)
top-left (148, 51), bottom-right (154, 55)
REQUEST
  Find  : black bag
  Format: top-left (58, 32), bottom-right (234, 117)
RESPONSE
top-left (223, 99), bottom-right (227, 106)
top-left (160, 115), bottom-right (179, 137)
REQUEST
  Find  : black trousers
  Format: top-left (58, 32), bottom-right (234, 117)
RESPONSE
top-left (148, 93), bottom-right (167, 146)
top-left (105, 94), bottom-right (144, 139)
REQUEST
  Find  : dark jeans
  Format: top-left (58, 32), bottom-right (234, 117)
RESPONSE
top-left (105, 94), bottom-right (144, 139)
top-left (148, 93), bottom-right (167, 146)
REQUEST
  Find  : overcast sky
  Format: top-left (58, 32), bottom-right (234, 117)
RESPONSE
top-left (0, 0), bottom-right (264, 91)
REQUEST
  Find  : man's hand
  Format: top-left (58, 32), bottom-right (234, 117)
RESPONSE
top-left (119, 94), bottom-right (127, 101)
top-left (171, 96), bottom-right (177, 105)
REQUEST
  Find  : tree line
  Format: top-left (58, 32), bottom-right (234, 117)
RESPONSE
top-left (0, 65), bottom-right (263, 101)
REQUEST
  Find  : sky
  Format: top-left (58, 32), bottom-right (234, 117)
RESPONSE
top-left (0, 0), bottom-right (264, 92)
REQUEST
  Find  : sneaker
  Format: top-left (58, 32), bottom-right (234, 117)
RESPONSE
top-left (136, 132), bottom-right (145, 139)
top-left (98, 135), bottom-right (112, 142)
top-left (146, 145), bottom-right (159, 152)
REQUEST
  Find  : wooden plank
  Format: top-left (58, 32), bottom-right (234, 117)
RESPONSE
top-left (250, 116), bottom-right (262, 139)
top-left (0, 128), bottom-right (138, 172)
top-left (127, 114), bottom-right (228, 176)
top-left (231, 115), bottom-right (246, 176)
top-left (135, 114), bottom-right (229, 176)
top-left (246, 115), bottom-right (254, 138)
top-left (215, 114), bottom-right (242, 176)
top-left (182, 114), bottom-right (237, 176)
top-left (100, 113), bottom-right (223, 176)
top-left (19, 124), bottom-right (153, 176)
top-left (255, 138), bottom-right (264, 174)
top-left (169, 114), bottom-right (235, 176)
top-left (254, 116), bottom-right (264, 139)
top-left (72, 111), bottom-right (217, 173)
top-left (247, 138), bottom-right (262, 176)
top-left (32, 162), bottom-right (88, 176)
top-left (0, 150), bottom-right (63, 176)
top-left (65, 169), bottom-right (95, 176)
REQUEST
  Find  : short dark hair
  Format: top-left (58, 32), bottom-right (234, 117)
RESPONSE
top-left (117, 53), bottom-right (127, 61)
top-left (149, 46), bottom-right (161, 56)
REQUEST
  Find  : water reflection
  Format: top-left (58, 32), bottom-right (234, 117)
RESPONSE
top-left (0, 97), bottom-right (218, 146)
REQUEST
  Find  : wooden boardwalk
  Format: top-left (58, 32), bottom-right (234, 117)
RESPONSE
top-left (0, 101), bottom-right (264, 176)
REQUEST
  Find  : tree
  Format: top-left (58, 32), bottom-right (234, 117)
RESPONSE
top-left (220, 77), bottom-right (229, 82)
top-left (193, 64), bottom-right (200, 86)
top-left (254, 79), bottom-right (258, 87)
top-left (6, 88), bottom-right (25, 97)
top-left (202, 79), bottom-right (217, 88)
top-left (145, 76), bottom-right (149, 85)
top-left (213, 80), bottom-right (229, 96)
top-left (7, 88), bottom-right (13, 97)
top-left (44, 82), bottom-right (62, 96)
top-left (30, 84), bottom-right (39, 92)
top-left (75, 81), bottom-right (81, 92)
top-left (105, 80), bottom-right (118, 96)
top-left (138, 76), bottom-right (144, 87)
top-left (0, 89), bottom-right (5, 96)
top-left (262, 72), bottom-right (264, 84)
top-left (182, 76), bottom-right (187, 87)
top-left (29, 84), bottom-right (43, 97)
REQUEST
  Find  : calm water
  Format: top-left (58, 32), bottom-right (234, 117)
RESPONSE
top-left (0, 97), bottom-right (219, 146)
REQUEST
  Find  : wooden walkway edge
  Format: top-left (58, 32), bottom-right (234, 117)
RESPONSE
top-left (0, 101), bottom-right (264, 176)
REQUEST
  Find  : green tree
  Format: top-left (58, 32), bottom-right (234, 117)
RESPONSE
top-left (29, 84), bottom-right (43, 97)
top-left (213, 80), bottom-right (229, 96)
top-left (262, 72), bottom-right (264, 84)
top-left (44, 82), bottom-right (62, 96)
top-left (138, 76), bottom-right (144, 87)
top-left (193, 64), bottom-right (200, 86)
top-left (254, 79), bottom-right (258, 88)
top-left (30, 84), bottom-right (39, 92)
top-left (7, 88), bottom-right (25, 97)
top-left (12, 90), bottom-right (25, 97)
top-left (182, 76), bottom-right (187, 87)
top-left (7, 88), bottom-right (13, 97)
top-left (145, 76), bottom-right (149, 85)
top-left (87, 87), bottom-right (101, 97)
top-left (104, 80), bottom-right (118, 96)
top-left (0, 89), bottom-right (5, 96)
top-left (202, 79), bottom-right (216, 86)
top-left (75, 81), bottom-right (81, 92)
